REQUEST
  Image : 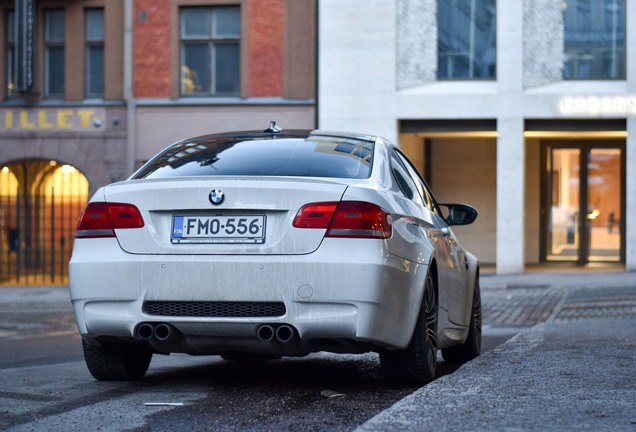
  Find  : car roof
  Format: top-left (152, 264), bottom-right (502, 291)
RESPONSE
top-left (174, 129), bottom-right (378, 146)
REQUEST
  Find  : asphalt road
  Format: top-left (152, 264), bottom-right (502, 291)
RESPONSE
top-left (0, 286), bottom-right (518, 432)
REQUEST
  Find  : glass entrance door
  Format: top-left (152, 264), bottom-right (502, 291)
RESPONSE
top-left (547, 148), bottom-right (581, 261)
top-left (587, 149), bottom-right (622, 262)
top-left (543, 142), bottom-right (625, 265)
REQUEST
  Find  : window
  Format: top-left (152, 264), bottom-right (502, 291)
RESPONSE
top-left (44, 9), bottom-right (65, 97)
top-left (180, 6), bottom-right (240, 96)
top-left (6, 10), bottom-right (15, 97)
top-left (395, 151), bottom-right (433, 209)
top-left (563, 0), bottom-right (625, 79)
top-left (394, 150), bottom-right (443, 218)
top-left (135, 137), bottom-right (374, 180)
top-left (390, 150), bottom-right (423, 206)
top-left (437, 0), bottom-right (496, 80)
top-left (85, 8), bottom-right (104, 97)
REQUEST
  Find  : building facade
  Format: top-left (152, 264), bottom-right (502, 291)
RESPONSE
top-left (318, 0), bottom-right (636, 273)
top-left (0, 0), bottom-right (316, 285)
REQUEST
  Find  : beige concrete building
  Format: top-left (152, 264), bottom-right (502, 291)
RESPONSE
top-left (319, 0), bottom-right (634, 273)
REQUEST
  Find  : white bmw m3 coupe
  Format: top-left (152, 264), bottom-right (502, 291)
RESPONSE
top-left (70, 123), bottom-right (481, 386)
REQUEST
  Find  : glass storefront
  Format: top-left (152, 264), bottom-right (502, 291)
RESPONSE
top-left (545, 142), bottom-right (624, 264)
top-left (563, 0), bottom-right (625, 79)
top-left (437, 0), bottom-right (496, 79)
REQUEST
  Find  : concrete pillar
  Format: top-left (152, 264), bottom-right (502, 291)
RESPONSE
top-left (496, 0), bottom-right (524, 274)
top-left (496, 118), bottom-right (525, 274)
top-left (627, 118), bottom-right (636, 271)
top-left (626, 0), bottom-right (636, 271)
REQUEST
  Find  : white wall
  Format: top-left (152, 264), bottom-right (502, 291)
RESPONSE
top-left (318, 0), bottom-right (398, 143)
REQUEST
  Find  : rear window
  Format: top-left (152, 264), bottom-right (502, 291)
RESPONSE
top-left (134, 136), bottom-right (374, 180)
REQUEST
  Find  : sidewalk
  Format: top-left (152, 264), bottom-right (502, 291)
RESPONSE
top-left (0, 286), bottom-right (72, 310)
top-left (357, 271), bottom-right (636, 432)
top-left (479, 270), bottom-right (636, 290)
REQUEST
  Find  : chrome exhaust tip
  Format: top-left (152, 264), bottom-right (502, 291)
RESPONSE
top-left (137, 323), bottom-right (154, 340)
top-left (154, 323), bottom-right (172, 341)
top-left (257, 325), bottom-right (275, 342)
top-left (276, 325), bottom-right (293, 342)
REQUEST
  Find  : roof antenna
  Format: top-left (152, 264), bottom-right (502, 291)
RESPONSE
top-left (264, 121), bottom-right (282, 133)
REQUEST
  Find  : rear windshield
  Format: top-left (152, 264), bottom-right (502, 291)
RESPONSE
top-left (134, 136), bottom-right (374, 180)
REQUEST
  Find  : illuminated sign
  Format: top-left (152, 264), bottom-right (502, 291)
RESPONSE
top-left (0, 109), bottom-right (105, 131)
top-left (560, 96), bottom-right (636, 115)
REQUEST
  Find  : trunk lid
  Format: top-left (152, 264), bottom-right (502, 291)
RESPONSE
top-left (104, 177), bottom-right (348, 255)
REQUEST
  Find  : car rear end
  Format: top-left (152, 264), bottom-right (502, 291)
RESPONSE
top-left (69, 132), bottom-right (425, 358)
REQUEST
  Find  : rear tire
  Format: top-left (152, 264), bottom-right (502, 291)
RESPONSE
top-left (83, 339), bottom-right (153, 381)
top-left (380, 272), bottom-right (437, 386)
top-left (442, 273), bottom-right (482, 363)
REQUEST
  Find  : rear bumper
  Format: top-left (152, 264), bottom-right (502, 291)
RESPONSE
top-left (69, 237), bottom-right (427, 352)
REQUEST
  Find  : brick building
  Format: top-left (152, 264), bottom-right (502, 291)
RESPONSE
top-left (131, 0), bottom-right (315, 169)
top-left (0, 0), bottom-right (316, 285)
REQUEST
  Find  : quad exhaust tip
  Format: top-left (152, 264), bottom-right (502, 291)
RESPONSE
top-left (276, 325), bottom-right (293, 342)
top-left (137, 323), bottom-right (175, 341)
top-left (257, 325), bottom-right (275, 342)
top-left (257, 324), bottom-right (295, 342)
top-left (137, 323), bottom-right (155, 340)
top-left (154, 323), bottom-right (172, 341)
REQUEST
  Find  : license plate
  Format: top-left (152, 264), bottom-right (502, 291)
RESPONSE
top-left (171, 215), bottom-right (266, 244)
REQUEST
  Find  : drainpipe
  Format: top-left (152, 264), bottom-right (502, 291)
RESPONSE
top-left (124, 0), bottom-right (136, 177)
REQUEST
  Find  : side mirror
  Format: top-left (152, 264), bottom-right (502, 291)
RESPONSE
top-left (438, 203), bottom-right (478, 226)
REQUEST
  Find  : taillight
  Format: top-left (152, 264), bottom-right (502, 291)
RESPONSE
top-left (107, 204), bottom-right (145, 229)
top-left (293, 202), bottom-right (339, 228)
top-left (293, 201), bottom-right (392, 239)
top-left (327, 201), bottom-right (392, 239)
top-left (76, 202), bottom-right (144, 238)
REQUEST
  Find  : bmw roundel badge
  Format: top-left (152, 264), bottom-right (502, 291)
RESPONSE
top-left (209, 189), bottom-right (225, 205)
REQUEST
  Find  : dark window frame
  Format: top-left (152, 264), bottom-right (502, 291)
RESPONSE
top-left (179, 5), bottom-right (241, 97)
top-left (85, 8), bottom-right (104, 98)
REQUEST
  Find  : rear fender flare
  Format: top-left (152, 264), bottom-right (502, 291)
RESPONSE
top-left (400, 254), bottom-right (438, 350)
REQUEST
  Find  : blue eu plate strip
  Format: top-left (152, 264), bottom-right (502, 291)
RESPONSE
top-left (173, 216), bottom-right (184, 238)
